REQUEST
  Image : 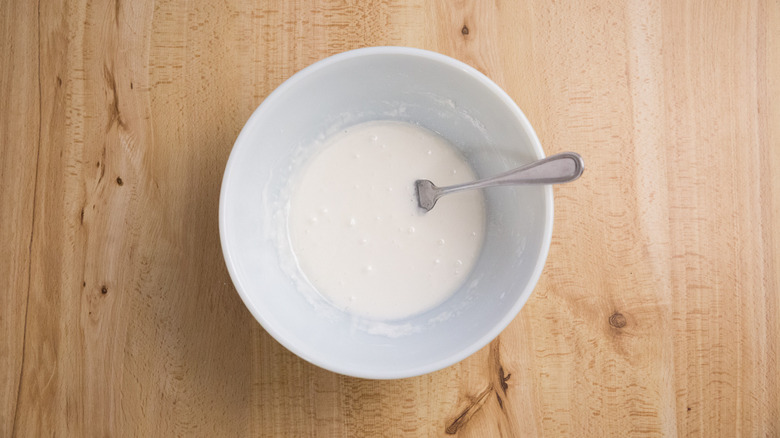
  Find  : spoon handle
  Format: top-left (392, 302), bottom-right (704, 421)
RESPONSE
top-left (437, 152), bottom-right (584, 196)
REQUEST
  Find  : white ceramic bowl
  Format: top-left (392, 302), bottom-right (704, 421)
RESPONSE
top-left (220, 47), bottom-right (553, 379)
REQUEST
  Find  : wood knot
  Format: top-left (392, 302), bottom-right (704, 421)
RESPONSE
top-left (116, 177), bottom-right (123, 186)
top-left (499, 366), bottom-right (511, 392)
top-left (609, 312), bottom-right (626, 328)
top-left (101, 286), bottom-right (108, 295)
top-left (461, 25), bottom-right (469, 35)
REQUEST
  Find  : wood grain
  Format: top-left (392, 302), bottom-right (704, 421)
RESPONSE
top-left (2, 0), bottom-right (778, 436)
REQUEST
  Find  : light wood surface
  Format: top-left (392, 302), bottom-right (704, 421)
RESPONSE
top-left (2, 0), bottom-right (778, 436)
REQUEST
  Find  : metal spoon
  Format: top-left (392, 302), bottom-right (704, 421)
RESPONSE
top-left (415, 152), bottom-right (584, 212)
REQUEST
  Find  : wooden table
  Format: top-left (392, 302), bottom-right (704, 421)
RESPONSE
top-left (2, 1), bottom-right (778, 436)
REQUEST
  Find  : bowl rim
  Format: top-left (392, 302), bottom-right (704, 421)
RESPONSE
top-left (219, 46), bottom-right (554, 379)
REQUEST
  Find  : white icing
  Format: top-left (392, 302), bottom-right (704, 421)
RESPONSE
top-left (288, 121), bottom-right (486, 320)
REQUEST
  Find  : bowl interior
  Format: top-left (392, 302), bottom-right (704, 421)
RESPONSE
top-left (220, 47), bottom-right (552, 378)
